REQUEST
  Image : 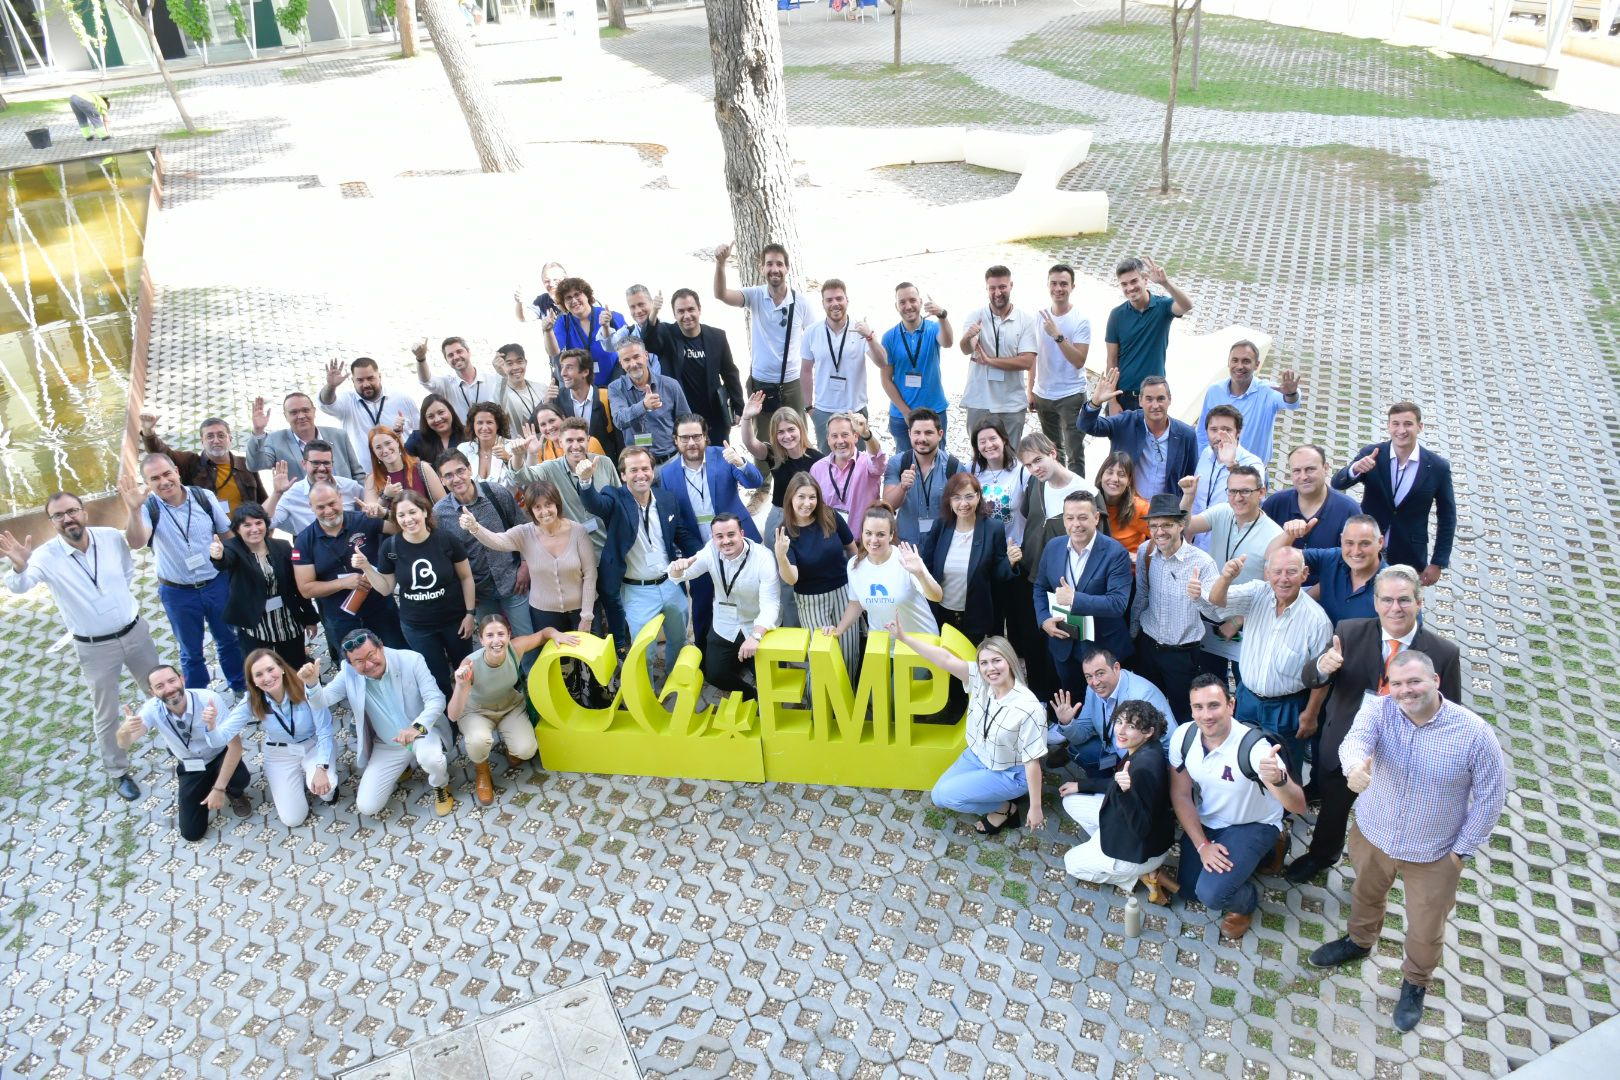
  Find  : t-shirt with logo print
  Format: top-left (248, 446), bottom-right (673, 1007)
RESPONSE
top-left (379, 530), bottom-right (469, 629)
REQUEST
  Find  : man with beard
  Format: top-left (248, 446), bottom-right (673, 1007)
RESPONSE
top-left (607, 339), bottom-right (689, 464)
top-left (291, 482), bottom-right (407, 659)
top-left (118, 664), bottom-right (252, 839)
top-left (879, 283), bottom-right (954, 451)
top-left (551, 349), bottom-right (621, 460)
top-left (139, 412), bottom-right (266, 515)
top-left (264, 441), bottom-right (374, 536)
top-left (433, 450), bottom-right (534, 652)
top-left (246, 392), bottom-right (366, 483)
top-left (958, 265), bottom-right (1038, 448)
top-left (801, 278), bottom-right (882, 450)
top-left (320, 356), bottom-right (420, 473)
top-left (669, 513), bottom-right (781, 699)
top-left (3, 491), bottom-right (162, 802)
top-left (415, 335), bottom-right (503, 424)
top-left (664, 288), bottom-right (745, 443)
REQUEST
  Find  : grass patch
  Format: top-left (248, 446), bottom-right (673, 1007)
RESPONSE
top-left (1007, 12), bottom-right (1568, 120)
top-left (1, 98), bottom-right (68, 117)
top-left (161, 127), bottom-right (223, 140)
top-left (600, 26), bottom-right (630, 38)
top-left (782, 62), bottom-right (1094, 127)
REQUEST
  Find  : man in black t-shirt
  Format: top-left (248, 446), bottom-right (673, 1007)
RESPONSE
top-left (666, 288), bottom-right (745, 443)
top-left (290, 483), bottom-right (407, 661)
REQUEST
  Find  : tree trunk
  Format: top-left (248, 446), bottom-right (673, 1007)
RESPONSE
top-left (607, 0), bottom-right (627, 30)
top-left (115, 0), bottom-right (196, 132)
top-left (1160, 0), bottom-right (1194, 196)
top-left (704, 0), bottom-right (802, 285)
top-left (418, 0), bottom-right (526, 172)
top-left (399, 0), bottom-right (418, 57)
top-left (892, 0), bottom-right (902, 67)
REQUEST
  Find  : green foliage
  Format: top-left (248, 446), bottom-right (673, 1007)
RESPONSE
top-left (375, 0), bottom-right (394, 18)
top-left (277, 0), bottom-right (310, 35)
top-left (166, 0), bottom-right (214, 44)
top-left (226, 0), bottom-right (247, 39)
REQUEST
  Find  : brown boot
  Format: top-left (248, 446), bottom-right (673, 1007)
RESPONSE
top-left (473, 761), bottom-right (495, 806)
top-left (504, 750), bottom-right (525, 768)
top-left (1140, 871), bottom-right (1169, 906)
top-left (1259, 832), bottom-right (1288, 876)
top-left (1220, 911), bottom-right (1252, 940)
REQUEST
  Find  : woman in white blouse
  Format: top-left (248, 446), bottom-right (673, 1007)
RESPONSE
top-left (457, 402), bottom-right (523, 486)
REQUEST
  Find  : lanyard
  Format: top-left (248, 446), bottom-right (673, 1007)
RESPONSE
top-left (165, 692), bottom-right (197, 749)
top-left (718, 543), bottom-right (751, 599)
top-left (917, 458), bottom-right (941, 511)
top-left (825, 324), bottom-right (849, 374)
top-left (1101, 698), bottom-right (1116, 744)
top-left (1066, 545), bottom-right (1087, 586)
top-left (638, 499), bottom-right (657, 552)
top-left (457, 379), bottom-right (484, 411)
top-left (564, 313), bottom-right (590, 351)
top-left (268, 699), bottom-right (299, 741)
top-left (160, 497), bottom-right (196, 547)
top-left (357, 394), bottom-right (387, 428)
top-left (980, 695), bottom-right (1006, 742)
top-left (572, 392), bottom-right (592, 424)
top-left (1224, 515), bottom-right (1261, 565)
top-left (1203, 459), bottom-right (1228, 505)
top-left (508, 382), bottom-right (538, 420)
top-left (826, 458), bottom-right (855, 504)
top-left (69, 540), bottom-right (101, 591)
top-left (989, 314), bottom-right (1003, 357)
top-left (899, 325), bottom-right (923, 370)
top-left (778, 297), bottom-right (797, 384)
top-left (684, 466), bottom-right (708, 506)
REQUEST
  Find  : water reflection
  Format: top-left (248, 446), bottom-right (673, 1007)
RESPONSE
top-left (0, 151), bottom-right (152, 520)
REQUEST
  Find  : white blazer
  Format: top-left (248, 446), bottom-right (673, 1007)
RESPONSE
top-left (309, 647), bottom-right (449, 770)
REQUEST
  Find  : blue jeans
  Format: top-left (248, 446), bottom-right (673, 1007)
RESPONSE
top-left (1177, 821), bottom-right (1279, 916)
top-left (477, 592), bottom-right (536, 672)
top-left (1236, 685), bottom-right (1309, 781)
top-left (620, 579), bottom-right (687, 677)
top-left (931, 747), bottom-right (1028, 816)
top-left (888, 410), bottom-right (948, 454)
top-left (160, 575), bottom-right (246, 692)
top-left (401, 618), bottom-right (475, 704)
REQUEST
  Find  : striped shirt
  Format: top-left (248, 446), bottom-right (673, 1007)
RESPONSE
top-left (963, 669), bottom-right (1047, 772)
top-left (1130, 538), bottom-right (1218, 646)
top-left (1216, 581), bottom-right (1332, 698)
top-left (1339, 695), bottom-right (1506, 862)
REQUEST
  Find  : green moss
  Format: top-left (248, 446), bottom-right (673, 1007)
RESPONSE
top-left (782, 62), bottom-right (1094, 127)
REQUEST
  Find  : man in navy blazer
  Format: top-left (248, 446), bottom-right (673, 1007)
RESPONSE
top-left (1077, 373), bottom-right (1198, 498)
top-left (659, 414), bottom-right (765, 648)
top-left (1330, 401), bottom-right (1455, 585)
top-left (1033, 490), bottom-right (1135, 695)
top-left (575, 445), bottom-right (701, 677)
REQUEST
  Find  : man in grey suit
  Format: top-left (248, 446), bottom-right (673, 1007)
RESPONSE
top-left (246, 392), bottom-right (365, 483)
top-left (1285, 564), bottom-right (1461, 883)
top-left (302, 630), bottom-right (456, 817)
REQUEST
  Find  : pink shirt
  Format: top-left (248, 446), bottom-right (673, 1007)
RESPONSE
top-left (810, 450), bottom-right (887, 534)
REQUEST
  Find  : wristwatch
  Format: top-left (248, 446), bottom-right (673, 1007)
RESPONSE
top-left (411, 721), bottom-right (429, 736)
top-left (937, 309), bottom-right (948, 320)
top-left (1054, 334), bottom-right (1066, 344)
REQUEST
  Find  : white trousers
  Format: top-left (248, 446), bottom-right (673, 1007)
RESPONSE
top-left (355, 734), bottom-right (449, 816)
top-left (263, 741), bottom-right (340, 827)
top-left (1061, 791), bottom-right (1168, 889)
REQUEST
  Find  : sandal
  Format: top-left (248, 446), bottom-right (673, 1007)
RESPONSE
top-left (974, 800), bottom-right (1019, 835)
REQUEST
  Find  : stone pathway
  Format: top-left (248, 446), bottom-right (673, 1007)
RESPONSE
top-left (3, 3), bottom-right (1619, 1078)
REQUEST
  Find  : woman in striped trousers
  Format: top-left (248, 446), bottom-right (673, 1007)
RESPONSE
top-left (771, 474), bottom-right (861, 677)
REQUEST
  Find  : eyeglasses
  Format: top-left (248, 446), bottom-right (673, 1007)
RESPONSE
top-left (48, 509), bottom-right (84, 521)
top-left (1374, 595), bottom-right (1418, 607)
top-left (676, 434), bottom-right (706, 443)
top-left (1225, 487), bottom-right (1260, 497)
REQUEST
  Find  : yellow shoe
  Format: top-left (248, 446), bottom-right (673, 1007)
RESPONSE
top-left (433, 785), bottom-right (456, 816)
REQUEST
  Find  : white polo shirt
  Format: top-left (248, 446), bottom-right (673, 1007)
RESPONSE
top-left (1170, 721), bottom-right (1285, 831)
top-left (801, 318), bottom-right (870, 413)
top-left (742, 285), bottom-right (813, 384)
top-left (961, 305), bottom-right (1038, 413)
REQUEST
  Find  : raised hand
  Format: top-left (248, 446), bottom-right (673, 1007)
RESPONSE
top-left (541, 309), bottom-right (559, 332)
top-left (251, 396), bottom-right (270, 435)
top-left (325, 358), bottom-right (347, 389)
top-left (1141, 255), bottom-right (1169, 287)
top-left (138, 411), bottom-right (158, 438)
top-left (1347, 754), bottom-right (1375, 794)
top-left (117, 472), bottom-right (143, 511)
top-left (411, 338), bottom-right (429, 363)
top-left (297, 658), bottom-right (320, 684)
top-left (209, 535), bottom-right (224, 561)
top-left (644, 389), bottom-right (663, 412)
top-left (573, 455), bottom-right (596, 482)
top-left (0, 530), bottom-right (34, 573)
top-left (1040, 309), bottom-right (1059, 339)
top-left (1283, 516), bottom-right (1318, 542)
top-left (202, 700), bottom-right (218, 731)
top-left (1006, 542), bottom-right (1022, 567)
top-left (272, 461), bottom-right (292, 494)
top-left (597, 307), bottom-right (614, 332)
top-left (1091, 368), bottom-right (1122, 408)
top-left (923, 298), bottom-right (944, 318)
top-left (721, 444), bottom-right (746, 469)
top-left (1317, 634), bottom-right (1344, 676)
top-left (118, 704), bottom-right (147, 742)
top-left (392, 411), bottom-right (406, 435)
top-left (1114, 759), bottom-right (1132, 792)
top-left (713, 241), bottom-right (733, 264)
top-left (493, 441), bottom-right (512, 463)
top-left (455, 658), bottom-right (475, 685)
top-left (1278, 369), bottom-right (1301, 397)
top-left (1215, 437), bottom-right (1238, 467)
top-left (382, 481), bottom-right (404, 500)
top-left (896, 542), bottom-right (925, 574)
top-left (1220, 554), bottom-right (1247, 580)
top-left (349, 550), bottom-right (371, 571)
top-left (1350, 446), bottom-right (1380, 476)
top-left (773, 527), bottom-right (790, 559)
top-left (1256, 742), bottom-right (1287, 787)
top-left (741, 391), bottom-right (766, 420)
top-left (458, 508), bottom-right (480, 534)
top-left (1051, 688), bottom-right (1078, 725)
top-left (853, 318), bottom-right (873, 340)
top-left (1054, 575), bottom-right (1075, 609)
top-left (521, 423), bottom-right (544, 457)
top-left (1177, 474), bottom-right (1198, 496)
top-left (1186, 568), bottom-right (1203, 601)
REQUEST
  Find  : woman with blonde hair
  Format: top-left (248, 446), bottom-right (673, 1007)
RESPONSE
top-left (210, 648), bottom-right (338, 827)
top-left (741, 395), bottom-right (823, 627)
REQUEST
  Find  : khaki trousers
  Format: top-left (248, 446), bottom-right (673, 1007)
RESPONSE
top-left (1347, 822), bottom-right (1463, 987)
top-left (460, 704), bottom-right (538, 764)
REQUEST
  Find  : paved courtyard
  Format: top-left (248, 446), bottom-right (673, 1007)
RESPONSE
top-left (2, 2), bottom-right (1619, 1078)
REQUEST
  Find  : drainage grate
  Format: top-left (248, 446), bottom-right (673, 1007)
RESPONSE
top-left (338, 181), bottom-right (371, 199)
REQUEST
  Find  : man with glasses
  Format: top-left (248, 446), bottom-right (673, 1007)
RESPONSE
top-left (1180, 464), bottom-right (1281, 684)
top-left (1046, 646), bottom-right (1173, 775)
top-left (1078, 373), bottom-right (1197, 498)
top-left (263, 441), bottom-right (373, 535)
top-left (1286, 565), bottom-right (1461, 884)
top-left (1129, 493), bottom-right (1219, 727)
top-left (138, 412), bottom-right (266, 517)
top-left (302, 630), bottom-right (456, 817)
top-left (3, 491), bottom-right (162, 802)
top-left (246, 392), bottom-right (365, 483)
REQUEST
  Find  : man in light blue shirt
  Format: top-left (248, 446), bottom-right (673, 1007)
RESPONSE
top-left (120, 453), bottom-right (245, 693)
top-left (1048, 645), bottom-right (1175, 775)
top-left (1196, 340), bottom-right (1302, 465)
top-left (1189, 405), bottom-right (1267, 522)
top-left (118, 664), bottom-right (251, 840)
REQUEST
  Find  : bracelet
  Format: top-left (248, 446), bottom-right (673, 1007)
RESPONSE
top-left (212, 785), bottom-right (226, 793)
top-left (1196, 839), bottom-right (1211, 850)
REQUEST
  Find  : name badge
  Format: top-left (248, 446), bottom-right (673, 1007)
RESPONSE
top-left (717, 601), bottom-right (738, 613)
top-left (634, 433), bottom-right (654, 447)
top-left (88, 591), bottom-right (119, 616)
top-left (264, 595), bottom-right (284, 613)
top-left (904, 374), bottom-right (923, 389)
top-left (987, 368), bottom-right (1006, 382)
top-left (185, 552), bottom-right (209, 570)
top-left (917, 518), bottom-right (935, 535)
top-left (696, 514), bottom-right (714, 525)
top-left (583, 521), bottom-right (599, 534)
top-left (181, 758), bottom-right (206, 772)
top-left (219, 501), bottom-right (231, 515)
top-left (828, 375), bottom-right (847, 388)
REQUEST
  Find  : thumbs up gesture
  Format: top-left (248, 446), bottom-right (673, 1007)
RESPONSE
top-left (1054, 575), bottom-right (1075, 609)
top-left (1350, 446), bottom-right (1380, 476)
top-left (1219, 554), bottom-right (1247, 580)
top-left (1348, 754), bottom-right (1375, 794)
top-left (1186, 568), bottom-right (1203, 601)
top-left (202, 700), bottom-right (219, 731)
top-left (209, 535), bottom-right (224, 561)
top-left (119, 704), bottom-right (147, 742)
top-left (1114, 758), bottom-right (1132, 792)
top-left (1318, 634), bottom-right (1344, 676)
top-left (1257, 742), bottom-right (1286, 787)
top-left (1283, 516), bottom-right (1318, 542)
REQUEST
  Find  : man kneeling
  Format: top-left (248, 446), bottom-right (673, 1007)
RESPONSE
top-left (116, 664), bottom-right (251, 841)
top-left (668, 513), bottom-right (779, 699)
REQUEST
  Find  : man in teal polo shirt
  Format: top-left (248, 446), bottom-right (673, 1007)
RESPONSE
top-left (1104, 256), bottom-right (1194, 413)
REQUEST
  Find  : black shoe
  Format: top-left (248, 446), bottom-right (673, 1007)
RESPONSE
top-left (228, 793), bottom-right (252, 818)
top-left (1045, 744), bottom-right (1071, 770)
top-left (1393, 979), bottom-right (1426, 1032)
top-left (1308, 935), bottom-right (1371, 969)
top-left (1284, 855), bottom-right (1329, 885)
top-left (116, 775), bottom-right (141, 801)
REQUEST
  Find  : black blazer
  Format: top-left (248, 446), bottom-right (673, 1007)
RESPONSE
top-left (1078, 741), bottom-right (1177, 864)
top-left (557, 385), bottom-right (622, 461)
top-left (919, 516), bottom-right (1013, 641)
top-left (659, 323), bottom-right (745, 442)
top-left (1302, 616), bottom-right (1462, 773)
top-left (211, 535), bottom-right (319, 631)
top-left (1330, 441), bottom-right (1456, 570)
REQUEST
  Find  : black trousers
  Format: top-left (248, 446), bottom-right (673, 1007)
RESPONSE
top-left (1305, 761), bottom-right (1354, 864)
top-left (176, 751), bottom-right (250, 842)
top-left (239, 630), bottom-right (310, 671)
top-left (705, 629), bottom-right (755, 697)
top-left (1132, 632), bottom-right (1199, 726)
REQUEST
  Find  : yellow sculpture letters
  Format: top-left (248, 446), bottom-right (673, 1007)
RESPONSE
top-left (528, 617), bottom-right (977, 788)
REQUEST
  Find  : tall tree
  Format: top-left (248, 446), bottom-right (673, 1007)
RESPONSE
top-left (417, 0), bottom-right (525, 172)
top-left (704, 0), bottom-right (802, 282)
top-left (1159, 0), bottom-right (1200, 195)
top-left (399, 0), bottom-right (418, 58)
top-left (607, 0), bottom-right (627, 31)
top-left (892, 0), bottom-right (902, 67)
top-left (112, 0), bottom-right (196, 132)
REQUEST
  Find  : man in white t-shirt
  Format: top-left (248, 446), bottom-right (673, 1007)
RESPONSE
top-left (414, 335), bottom-right (503, 423)
top-left (1169, 675), bottom-right (1306, 940)
top-left (713, 240), bottom-right (813, 482)
top-left (801, 278), bottom-right (884, 450)
top-left (319, 356), bottom-right (420, 474)
top-left (1031, 263), bottom-right (1093, 476)
top-left (959, 264), bottom-right (1038, 447)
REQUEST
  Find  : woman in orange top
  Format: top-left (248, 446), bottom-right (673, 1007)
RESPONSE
top-left (1096, 451), bottom-right (1150, 563)
top-left (527, 402), bottom-right (604, 461)
top-left (366, 425), bottom-right (446, 507)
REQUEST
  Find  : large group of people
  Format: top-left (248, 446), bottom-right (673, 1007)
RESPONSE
top-left (2, 245), bottom-right (1502, 1033)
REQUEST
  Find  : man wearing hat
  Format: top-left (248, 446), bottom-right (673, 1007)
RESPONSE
top-left (1129, 493), bottom-right (1219, 726)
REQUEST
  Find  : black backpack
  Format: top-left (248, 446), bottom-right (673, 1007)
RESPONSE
top-left (144, 487), bottom-right (215, 542)
top-left (1176, 720), bottom-right (1293, 794)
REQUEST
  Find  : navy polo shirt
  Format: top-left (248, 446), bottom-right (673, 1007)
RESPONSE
top-left (1302, 547), bottom-right (1383, 625)
top-left (1104, 293), bottom-right (1177, 393)
top-left (1262, 488), bottom-right (1360, 583)
top-left (291, 511), bottom-right (387, 618)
